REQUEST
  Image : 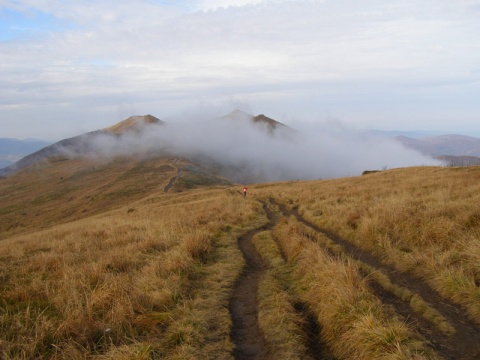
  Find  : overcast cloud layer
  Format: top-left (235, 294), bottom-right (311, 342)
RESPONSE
top-left (1, 0), bottom-right (480, 140)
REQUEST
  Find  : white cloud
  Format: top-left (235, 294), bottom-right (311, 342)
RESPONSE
top-left (63, 113), bottom-right (440, 181)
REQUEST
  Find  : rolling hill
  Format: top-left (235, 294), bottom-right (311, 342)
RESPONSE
top-left (217, 109), bottom-right (289, 134)
top-left (0, 110), bottom-right (292, 238)
top-left (1, 154), bottom-right (480, 358)
top-left (1, 111), bottom-right (480, 358)
top-left (0, 115), bottom-right (165, 177)
top-left (0, 111), bottom-right (290, 180)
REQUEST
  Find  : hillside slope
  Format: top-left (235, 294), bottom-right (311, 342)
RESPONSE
top-left (0, 112), bottom-right (290, 179)
top-left (1, 165), bottom-right (480, 359)
top-left (0, 154), bottom-right (230, 239)
top-left (0, 115), bottom-right (164, 177)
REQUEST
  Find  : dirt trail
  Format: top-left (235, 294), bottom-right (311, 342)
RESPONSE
top-left (163, 159), bottom-right (181, 193)
top-left (229, 225), bottom-right (269, 359)
top-left (269, 198), bottom-right (480, 360)
top-left (229, 212), bottom-right (272, 359)
top-left (229, 202), bottom-right (332, 359)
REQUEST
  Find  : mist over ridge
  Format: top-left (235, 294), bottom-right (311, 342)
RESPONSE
top-left (81, 110), bottom-right (440, 182)
top-left (1, 110), bottom-right (441, 181)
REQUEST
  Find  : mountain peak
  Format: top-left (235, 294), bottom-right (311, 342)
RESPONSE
top-left (219, 110), bottom-right (288, 133)
top-left (103, 114), bottom-right (163, 134)
top-left (252, 113), bottom-right (286, 131)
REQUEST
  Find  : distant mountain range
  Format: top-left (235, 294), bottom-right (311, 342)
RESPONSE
top-left (392, 134), bottom-right (480, 166)
top-left (0, 138), bottom-right (52, 168)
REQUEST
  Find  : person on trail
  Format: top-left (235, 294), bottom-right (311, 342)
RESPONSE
top-left (243, 186), bottom-right (248, 197)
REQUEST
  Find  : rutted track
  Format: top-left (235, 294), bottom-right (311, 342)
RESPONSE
top-left (229, 205), bottom-right (273, 359)
top-left (229, 201), bottom-right (332, 359)
top-left (269, 198), bottom-right (480, 360)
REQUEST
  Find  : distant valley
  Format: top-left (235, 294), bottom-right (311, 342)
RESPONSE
top-left (0, 138), bottom-right (51, 168)
top-left (392, 133), bottom-right (480, 166)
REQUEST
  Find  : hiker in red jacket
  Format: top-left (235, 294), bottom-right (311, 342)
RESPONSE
top-left (243, 186), bottom-right (248, 197)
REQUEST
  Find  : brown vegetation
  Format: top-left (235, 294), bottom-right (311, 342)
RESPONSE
top-left (1, 160), bottom-right (480, 359)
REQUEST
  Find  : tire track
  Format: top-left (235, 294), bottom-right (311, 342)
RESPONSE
top-left (229, 202), bottom-right (332, 359)
top-left (293, 301), bottom-right (335, 360)
top-left (269, 198), bottom-right (480, 360)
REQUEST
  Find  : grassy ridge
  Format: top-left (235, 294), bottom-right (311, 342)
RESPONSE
top-left (270, 217), bottom-right (434, 359)
top-left (2, 163), bottom-right (480, 358)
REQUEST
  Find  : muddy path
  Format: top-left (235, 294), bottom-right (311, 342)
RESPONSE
top-left (269, 198), bottom-right (480, 360)
top-left (229, 227), bottom-right (269, 359)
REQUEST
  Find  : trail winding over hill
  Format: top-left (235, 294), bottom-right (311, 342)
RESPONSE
top-left (163, 159), bottom-right (181, 193)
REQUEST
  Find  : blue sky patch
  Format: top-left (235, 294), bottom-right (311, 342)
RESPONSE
top-left (0, 8), bottom-right (70, 41)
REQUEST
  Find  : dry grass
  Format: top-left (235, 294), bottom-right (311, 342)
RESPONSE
top-left (287, 217), bottom-right (456, 336)
top-left (0, 185), bottom-right (260, 359)
top-left (260, 166), bottom-right (480, 326)
top-left (251, 231), bottom-right (313, 359)
top-left (2, 159), bottom-right (480, 359)
top-left (271, 217), bottom-right (435, 360)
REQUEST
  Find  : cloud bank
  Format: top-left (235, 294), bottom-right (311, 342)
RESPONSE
top-left (78, 113), bottom-right (440, 181)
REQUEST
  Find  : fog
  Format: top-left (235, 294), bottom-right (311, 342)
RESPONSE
top-left (79, 112), bottom-right (440, 182)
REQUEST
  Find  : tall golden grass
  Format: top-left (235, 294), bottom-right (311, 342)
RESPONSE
top-left (260, 166), bottom-right (480, 325)
top-left (2, 161), bottom-right (480, 359)
top-left (0, 187), bottom-right (260, 359)
top-left (251, 231), bottom-right (313, 359)
top-left (270, 217), bottom-right (435, 359)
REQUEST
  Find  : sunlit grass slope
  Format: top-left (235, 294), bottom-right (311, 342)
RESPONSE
top-left (0, 155), bottom-right (230, 240)
top-left (1, 186), bottom-right (262, 359)
top-left (260, 166), bottom-right (480, 325)
top-left (1, 162), bottom-right (480, 359)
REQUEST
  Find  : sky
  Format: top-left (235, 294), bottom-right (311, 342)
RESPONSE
top-left (1, 0), bottom-right (480, 140)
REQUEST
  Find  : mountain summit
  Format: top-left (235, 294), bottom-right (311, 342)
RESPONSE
top-left (103, 115), bottom-right (164, 134)
top-left (0, 111), bottom-right (288, 177)
top-left (0, 114), bottom-right (164, 176)
top-left (218, 110), bottom-right (288, 134)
